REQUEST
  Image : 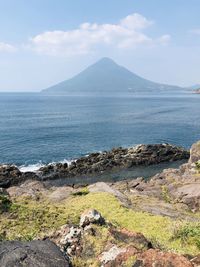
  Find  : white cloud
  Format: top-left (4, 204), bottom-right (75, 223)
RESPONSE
top-left (30, 13), bottom-right (171, 56)
top-left (0, 42), bottom-right (17, 53)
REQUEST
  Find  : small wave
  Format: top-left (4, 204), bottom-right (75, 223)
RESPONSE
top-left (19, 159), bottom-right (75, 173)
top-left (19, 162), bottom-right (45, 172)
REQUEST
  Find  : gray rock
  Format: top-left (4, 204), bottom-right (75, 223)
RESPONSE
top-left (0, 239), bottom-right (71, 267)
top-left (80, 209), bottom-right (105, 228)
top-left (99, 245), bottom-right (127, 265)
top-left (172, 183), bottom-right (200, 211)
top-left (189, 141), bottom-right (200, 163)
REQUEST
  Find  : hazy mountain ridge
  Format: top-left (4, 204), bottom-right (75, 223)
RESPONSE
top-left (42, 57), bottom-right (183, 94)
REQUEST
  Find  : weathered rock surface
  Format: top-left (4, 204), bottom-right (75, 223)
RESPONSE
top-left (50, 224), bottom-right (83, 257)
top-left (0, 144), bottom-right (189, 188)
top-left (7, 180), bottom-right (46, 200)
top-left (133, 249), bottom-right (193, 267)
top-left (109, 228), bottom-right (152, 250)
top-left (109, 140), bottom-right (200, 213)
top-left (189, 141), bottom-right (200, 164)
top-left (0, 165), bottom-right (38, 188)
top-left (80, 209), bottom-right (105, 228)
top-left (0, 239), bottom-right (71, 267)
top-left (99, 245), bottom-right (138, 267)
top-left (38, 144), bottom-right (189, 180)
top-left (0, 165), bottom-right (23, 188)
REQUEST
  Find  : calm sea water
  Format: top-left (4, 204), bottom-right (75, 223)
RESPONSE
top-left (0, 92), bottom-right (200, 170)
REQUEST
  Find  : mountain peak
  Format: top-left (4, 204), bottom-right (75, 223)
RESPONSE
top-left (94, 57), bottom-right (117, 66)
top-left (42, 58), bottom-right (182, 94)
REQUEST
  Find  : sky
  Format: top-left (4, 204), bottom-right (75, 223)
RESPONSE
top-left (0, 0), bottom-right (200, 92)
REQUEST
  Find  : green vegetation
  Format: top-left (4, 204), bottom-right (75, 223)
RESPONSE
top-left (172, 222), bottom-right (200, 249)
top-left (161, 185), bottom-right (171, 203)
top-left (0, 192), bottom-right (200, 256)
top-left (0, 194), bottom-right (11, 213)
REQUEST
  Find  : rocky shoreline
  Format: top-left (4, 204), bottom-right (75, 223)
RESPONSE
top-left (0, 143), bottom-right (189, 188)
top-left (3, 141), bottom-right (200, 267)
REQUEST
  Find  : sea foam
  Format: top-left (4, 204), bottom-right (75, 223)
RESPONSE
top-left (19, 159), bottom-right (75, 173)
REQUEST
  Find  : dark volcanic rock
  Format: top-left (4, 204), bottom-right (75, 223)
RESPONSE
top-left (38, 144), bottom-right (189, 181)
top-left (0, 143), bottom-right (189, 187)
top-left (0, 165), bottom-right (38, 188)
top-left (0, 165), bottom-right (22, 188)
top-left (0, 239), bottom-right (71, 267)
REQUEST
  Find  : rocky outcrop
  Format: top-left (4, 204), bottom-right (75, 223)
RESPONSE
top-left (49, 209), bottom-right (105, 257)
top-left (0, 239), bottom-right (71, 267)
top-left (133, 249), bottom-right (193, 267)
top-left (0, 165), bottom-right (38, 188)
top-left (48, 209), bottom-right (193, 267)
top-left (0, 165), bottom-right (22, 188)
top-left (39, 144), bottom-right (189, 180)
top-left (110, 140), bottom-right (200, 213)
top-left (99, 245), bottom-right (138, 267)
top-left (189, 141), bottom-right (200, 164)
top-left (100, 246), bottom-right (193, 267)
top-left (6, 180), bottom-right (47, 200)
top-left (0, 144), bottom-right (189, 188)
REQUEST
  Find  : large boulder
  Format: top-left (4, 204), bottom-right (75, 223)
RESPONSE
top-left (0, 239), bottom-right (71, 267)
top-left (189, 141), bottom-right (200, 164)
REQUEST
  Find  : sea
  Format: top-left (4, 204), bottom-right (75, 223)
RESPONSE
top-left (0, 92), bottom-right (200, 172)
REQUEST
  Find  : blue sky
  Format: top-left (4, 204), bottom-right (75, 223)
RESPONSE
top-left (0, 0), bottom-right (200, 91)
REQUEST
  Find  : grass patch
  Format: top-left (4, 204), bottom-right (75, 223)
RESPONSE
top-left (0, 192), bottom-right (200, 256)
top-left (172, 222), bottom-right (200, 249)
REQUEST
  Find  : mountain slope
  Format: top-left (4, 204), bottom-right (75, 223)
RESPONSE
top-left (42, 57), bottom-right (182, 94)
